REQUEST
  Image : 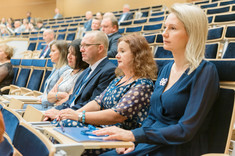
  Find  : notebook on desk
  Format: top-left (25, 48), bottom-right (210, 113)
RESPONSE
top-left (54, 127), bottom-right (110, 142)
top-left (2, 95), bottom-right (40, 102)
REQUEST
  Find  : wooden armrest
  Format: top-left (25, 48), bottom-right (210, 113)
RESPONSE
top-left (0, 86), bottom-right (10, 92)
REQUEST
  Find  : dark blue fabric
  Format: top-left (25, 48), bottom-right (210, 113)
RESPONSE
top-left (13, 125), bottom-right (50, 156)
top-left (32, 59), bottom-right (47, 67)
top-left (223, 42), bottom-right (235, 58)
top-left (133, 19), bottom-right (147, 24)
top-left (155, 34), bottom-right (163, 44)
top-left (141, 11), bottom-right (149, 18)
top-left (40, 70), bottom-right (52, 92)
top-left (214, 13), bottom-right (235, 23)
top-left (207, 16), bottom-right (213, 23)
top-left (66, 33), bottom-right (76, 41)
top-left (46, 59), bottom-right (54, 67)
top-left (15, 68), bottom-right (31, 87)
top-left (207, 27), bottom-right (224, 41)
top-left (21, 59), bottom-right (33, 66)
top-left (36, 42), bottom-right (46, 50)
top-left (61, 24), bottom-right (69, 28)
top-left (200, 3), bottom-right (218, 9)
top-left (118, 28), bottom-right (125, 34)
top-left (144, 35), bottom-right (156, 44)
top-left (2, 108), bottom-right (20, 141)
top-left (208, 88), bottom-right (234, 153)
top-left (154, 46), bottom-right (173, 58)
top-left (205, 43), bottom-right (218, 58)
top-left (220, 0), bottom-right (235, 6)
top-left (194, 0), bottom-right (209, 5)
top-left (55, 58), bottom-right (116, 110)
top-left (107, 32), bottom-right (122, 58)
top-left (151, 11), bottom-right (164, 16)
top-left (207, 6), bottom-right (230, 14)
top-left (57, 33), bottom-right (66, 40)
top-left (0, 136), bottom-right (14, 156)
top-left (27, 42), bottom-right (37, 51)
top-left (10, 59), bottom-right (21, 66)
top-left (149, 16), bottom-right (164, 22)
top-left (120, 21), bottom-right (132, 26)
top-left (58, 28), bottom-right (67, 32)
top-left (126, 26), bottom-right (142, 33)
top-left (12, 67), bottom-right (19, 84)
top-left (143, 23), bottom-right (162, 31)
top-left (27, 69), bottom-right (44, 91)
top-left (68, 27), bottom-right (78, 31)
top-left (225, 25), bottom-right (235, 38)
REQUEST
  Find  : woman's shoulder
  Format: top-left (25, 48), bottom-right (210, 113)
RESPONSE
top-left (58, 65), bottom-right (71, 73)
top-left (196, 60), bottom-right (218, 74)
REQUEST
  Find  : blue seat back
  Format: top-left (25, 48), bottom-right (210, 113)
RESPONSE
top-left (223, 42), bottom-right (235, 58)
top-left (66, 33), bottom-right (76, 41)
top-left (0, 136), bottom-right (14, 156)
top-left (154, 46), bottom-right (173, 58)
top-left (2, 108), bottom-right (20, 141)
top-left (13, 124), bottom-right (50, 156)
top-left (205, 43), bottom-right (219, 59)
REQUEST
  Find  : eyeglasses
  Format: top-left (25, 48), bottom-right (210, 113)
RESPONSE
top-left (79, 44), bottom-right (100, 49)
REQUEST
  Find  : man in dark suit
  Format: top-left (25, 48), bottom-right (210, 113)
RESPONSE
top-left (39, 29), bottom-right (55, 58)
top-left (118, 4), bottom-right (133, 25)
top-left (101, 16), bottom-right (122, 58)
top-left (44, 31), bottom-right (116, 120)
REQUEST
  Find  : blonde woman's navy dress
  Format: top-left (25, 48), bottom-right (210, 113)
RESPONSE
top-left (102, 60), bottom-right (220, 156)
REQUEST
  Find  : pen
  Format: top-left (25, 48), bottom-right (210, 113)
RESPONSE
top-left (58, 117), bottom-right (65, 133)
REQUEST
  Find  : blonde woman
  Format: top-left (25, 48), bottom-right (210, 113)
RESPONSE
top-left (95, 3), bottom-right (220, 156)
top-left (0, 44), bottom-right (14, 94)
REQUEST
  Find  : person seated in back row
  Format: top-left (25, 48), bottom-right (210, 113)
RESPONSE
top-left (101, 16), bottom-right (122, 58)
top-left (44, 31), bottom-right (116, 121)
top-left (94, 3), bottom-right (220, 156)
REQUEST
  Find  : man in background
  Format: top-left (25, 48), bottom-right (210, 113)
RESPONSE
top-left (118, 4), bottom-right (133, 24)
top-left (39, 29), bottom-right (55, 58)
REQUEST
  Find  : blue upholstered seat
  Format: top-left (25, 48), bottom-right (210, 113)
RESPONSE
top-left (207, 26), bottom-right (224, 42)
top-left (205, 42), bottom-right (219, 59)
top-left (200, 2), bottom-right (218, 9)
top-left (214, 13), bottom-right (235, 24)
top-left (118, 28), bottom-right (125, 34)
top-left (155, 33), bottom-right (163, 44)
top-left (120, 20), bottom-right (132, 26)
top-left (154, 46), bottom-right (173, 58)
top-left (151, 11), bottom-right (165, 16)
top-left (13, 122), bottom-right (55, 156)
top-left (66, 32), bottom-right (76, 41)
top-left (207, 88), bottom-right (235, 153)
top-left (58, 28), bottom-right (67, 32)
top-left (225, 25), bottom-right (235, 39)
top-left (2, 108), bottom-right (21, 141)
top-left (27, 59), bottom-right (47, 91)
top-left (144, 34), bottom-right (156, 44)
top-left (61, 24), bottom-right (69, 28)
top-left (15, 59), bottom-right (33, 87)
top-left (222, 42), bottom-right (235, 58)
top-left (36, 41), bottom-right (46, 50)
top-left (148, 16), bottom-right (165, 23)
top-left (207, 16), bottom-right (213, 24)
top-left (0, 136), bottom-right (14, 156)
top-left (69, 23), bottom-right (79, 27)
top-left (133, 18), bottom-right (147, 24)
top-left (27, 42), bottom-right (37, 51)
top-left (11, 59), bottom-right (21, 85)
top-left (207, 6), bottom-right (230, 15)
top-left (219, 0), bottom-right (235, 6)
top-left (57, 33), bottom-right (66, 40)
top-left (126, 26), bottom-right (142, 33)
top-left (141, 11), bottom-right (149, 18)
top-left (143, 23), bottom-right (163, 32)
top-left (194, 0), bottom-right (209, 5)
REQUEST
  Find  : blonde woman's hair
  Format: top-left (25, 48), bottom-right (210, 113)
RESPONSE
top-left (0, 44), bottom-right (14, 59)
top-left (170, 3), bottom-right (208, 74)
top-left (50, 40), bottom-right (68, 69)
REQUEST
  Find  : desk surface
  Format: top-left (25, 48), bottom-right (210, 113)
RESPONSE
top-left (44, 127), bottom-right (133, 149)
top-left (0, 95), bottom-right (41, 104)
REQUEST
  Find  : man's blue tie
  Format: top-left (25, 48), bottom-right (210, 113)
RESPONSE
top-left (68, 67), bottom-right (92, 106)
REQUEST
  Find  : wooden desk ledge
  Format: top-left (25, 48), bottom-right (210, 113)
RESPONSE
top-left (43, 127), bottom-right (133, 149)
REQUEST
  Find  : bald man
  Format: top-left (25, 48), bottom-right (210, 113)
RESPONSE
top-left (39, 29), bottom-right (55, 58)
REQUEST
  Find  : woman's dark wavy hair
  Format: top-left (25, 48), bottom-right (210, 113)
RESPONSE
top-left (116, 33), bottom-right (158, 80)
top-left (69, 39), bottom-right (89, 69)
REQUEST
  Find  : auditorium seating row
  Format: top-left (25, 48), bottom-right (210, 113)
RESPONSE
top-left (10, 58), bottom-right (53, 93)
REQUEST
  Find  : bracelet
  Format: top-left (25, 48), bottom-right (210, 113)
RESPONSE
top-left (55, 92), bottom-right (58, 100)
top-left (82, 110), bottom-right (86, 123)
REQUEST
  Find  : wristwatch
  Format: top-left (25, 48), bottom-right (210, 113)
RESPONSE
top-left (78, 112), bottom-right (83, 122)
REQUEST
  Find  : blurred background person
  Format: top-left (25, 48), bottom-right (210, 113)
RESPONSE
top-left (53, 8), bottom-right (63, 19)
top-left (118, 4), bottom-right (133, 25)
top-left (91, 18), bottom-right (101, 31)
top-left (84, 11), bottom-right (93, 31)
top-left (0, 44), bottom-right (14, 95)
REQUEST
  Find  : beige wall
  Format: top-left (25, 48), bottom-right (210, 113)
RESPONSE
top-left (0, 0), bottom-right (191, 20)
top-left (0, 0), bottom-right (56, 19)
top-left (57, 0), bottom-right (188, 17)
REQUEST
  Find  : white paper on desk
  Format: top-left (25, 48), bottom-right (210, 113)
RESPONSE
top-left (3, 95), bottom-right (40, 102)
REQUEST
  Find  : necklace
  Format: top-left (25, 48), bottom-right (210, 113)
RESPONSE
top-left (116, 75), bottom-right (134, 86)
